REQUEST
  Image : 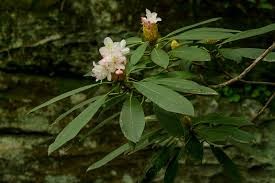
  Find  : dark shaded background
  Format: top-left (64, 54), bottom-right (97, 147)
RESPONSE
top-left (0, 0), bottom-right (274, 183)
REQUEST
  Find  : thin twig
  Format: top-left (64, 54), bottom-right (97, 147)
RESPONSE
top-left (222, 69), bottom-right (275, 86)
top-left (252, 92), bottom-right (275, 123)
top-left (211, 42), bottom-right (275, 88)
top-left (239, 80), bottom-right (275, 86)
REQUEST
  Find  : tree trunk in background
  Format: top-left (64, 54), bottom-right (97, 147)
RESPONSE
top-left (0, 0), bottom-right (274, 182)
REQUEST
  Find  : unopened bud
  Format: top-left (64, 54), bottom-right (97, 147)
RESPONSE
top-left (171, 40), bottom-right (180, 49)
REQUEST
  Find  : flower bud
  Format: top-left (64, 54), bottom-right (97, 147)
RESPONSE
top-left (171, 40), bottom-right (180, 49)
top-left (141, 9), bottom-right (162, 43)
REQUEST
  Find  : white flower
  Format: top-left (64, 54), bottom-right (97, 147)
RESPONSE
top-left (92, 62), bottom-right (112, 81)
top-left (141, 9), bottom-right (162, 24)
top-left (91, 37), bottom-right (130, 81)
top-left (118, 39), bottom-right (130, 55)
top-left (99, 37), bottom-right (129, 57)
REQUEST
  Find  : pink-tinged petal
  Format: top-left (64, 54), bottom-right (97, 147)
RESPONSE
top-left (99, 47), bottom-right (109, 57)
top-left (141, 17), bottom-right (148, 24)
top-left (104, 37), bottom-right (113, 46)
top-left (98, 58), bottom-right (106, 65)
top-left (115, 69), bottom-right (123, 75)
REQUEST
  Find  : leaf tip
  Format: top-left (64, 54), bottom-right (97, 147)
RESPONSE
top-left (48, 143), bottom-right (56, 156)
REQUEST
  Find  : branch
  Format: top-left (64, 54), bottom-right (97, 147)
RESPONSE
top-left (252, 92), bottom-right (275, 123)
top-left (238, 79), bottom-right (275, 86)
top-left (221, 69), bottom-right (275, 86)
top-left (212, 42), bottom-right (275, 88)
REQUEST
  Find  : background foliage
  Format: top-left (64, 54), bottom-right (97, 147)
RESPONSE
top-left (0, 0), bottom-right (274, 182)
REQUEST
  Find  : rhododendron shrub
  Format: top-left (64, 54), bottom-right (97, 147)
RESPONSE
top-left (29, 9), bottom-right (275, 182)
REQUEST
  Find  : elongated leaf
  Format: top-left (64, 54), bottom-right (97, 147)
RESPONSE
top-left (151, 78), bottom-right (218, 95)
top-left (164, 150), bottom-right (180, 183)
top-left (192, 27), bottom-right (241, 33)
top-left (141, 146), bottom-right (175, 183)
top-left (165, 17), bottom-right (222, 38)
top-left (130, 42), bottom-right (149, 65)
top-left (185, 134), bottom-right (203, 164)
top-left (87, 143), bottom-right (130, 171)
top-left (48, 95), bottom-right (106, 154)
top-left (126, 37), bottom-right (142, 45)
top-left (154, 105), bottom-right (185, 137)
top-left (219, 48), bottom-right (242, 63)
top-left (210, 146), bottom-right (242, 183)
top-left (129, 129), bottom-right (166, 153)
top-left (158, 71), bottom-right (194, 79)
top-left (170, 46), bottom-right (211, 61)
top-left (195, 126), bottom-right (255, 144)
top-left (28, 83), bottom-right (101, 113)
top-left (145, 71), bottom-right (194, 81)
top-left (220, 48), bottom-right (275, 62)
top-left (134, 81), bottom-right (194, 116)
top-left (173, 30), bottom-right (234, 41)
top-left (236, 48), bottom-right (275, 62)
top-left (222, 23), bottom-right (275, 44)
top-left (120, 96), bottom-right (145, 143)
top-left (52, 96), bottom-right (102, 125)
top-left (151, 48), bottom-right (169, 68)
top-left (192, 114), bottom-right (253, 127)
top-left (129, 129), bottom-right (168, 155)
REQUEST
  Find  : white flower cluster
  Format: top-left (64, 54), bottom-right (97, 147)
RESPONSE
top-left (141, 9), bottom-right (162, 24)
top-left (92, 37), bottom-right (130, 81)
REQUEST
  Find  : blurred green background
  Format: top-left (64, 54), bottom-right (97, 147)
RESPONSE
top-left (0, 0), bottom-right (274, 182)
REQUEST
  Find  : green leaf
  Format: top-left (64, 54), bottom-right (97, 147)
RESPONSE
top-left (185, 134), bottom-right (203, 164)
top-left (159, 71), bottom-right (194, 79)
top-left (236, 48), bottom-right (275, 62)
top-left (192, 27), bottom-right (241, 33)
top-left (119, 96), bottom-right (145, 143)
top-left (141, 146), bottom-right (175, 183)
top-left (126, 37), bottom-right (142, 45)
top-left (151, 78), bottom-right (218, 95)
top-left (151, 48), bottom-right (169, 68)
top-left (154, 106), bottom-right (185, 136)
top-left (145, 71), bottom-right (194, 81)
top-left (170, 46), bottom-right (211, 61)
top-left (219, 48), bottom-right (242, 63)
top-left (48, 95), bottom-right (106, 154)
top-left (164, 150), bottom-right (180, 183)
top-left (130, 42), bottom-right (149, 65)
top-left (165, 17), bottom-right (222, 38)
top-left (195, 126), bottom-right (255, 144)
top-left (128, 129), bottom-right (168, 155)
top-left (210, 146), bottom-right (242, 183)
top-left (87, 143), bottom-right (130, 171)
top-left (28, 83), bottom-right (101, 113)
top-left (173, 29), bottom-right (234, 41)
top-left (222, 23), bottom-right (275, 44)
top-left (52, 96), bottom-right (102, 125)
top-left (192, 114), bottom-right (253, 127)
top-left (220, 48), bottom-right (275, 62)
top-left (134, 81), bottom-right (194, 115)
